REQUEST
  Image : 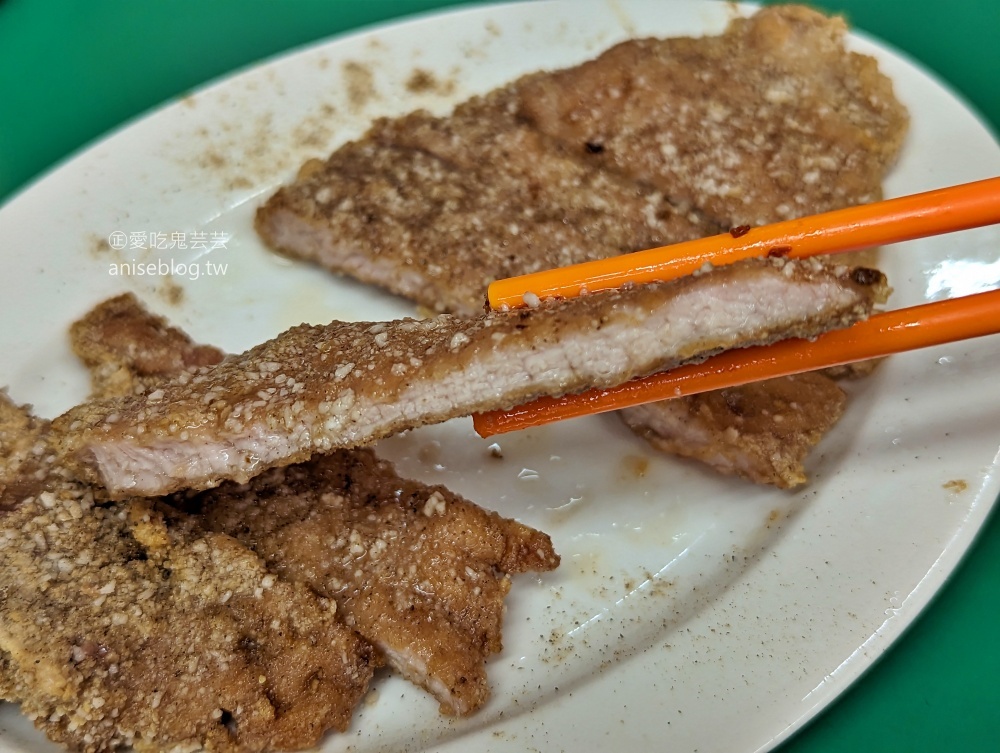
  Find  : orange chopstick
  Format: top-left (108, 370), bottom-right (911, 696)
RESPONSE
top-left (472, 287), bottom-right (1000, 437)
top-left (487, 176), bottom-right (1000, 310)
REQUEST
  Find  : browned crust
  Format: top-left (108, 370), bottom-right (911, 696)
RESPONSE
top-left (1, 295), bottom-right (563, 733)
top-left (0, 391), bottom-right (50, 508)
top-left (4, 305), bottom-right (380, 752)
top-left (620, 372), bottom-right (847, 488)
top-left (251, 5), bottom-right (904, 489)
top-left (188, 449), bottom-right (559, 715)
top-left (0, 472), bottom-right (378, 752)
top-left (517, 5), bottom-right (909, 227)
top-left (50, 258), bottom-right (888, 497)
top-left (255, 86), bottom-right (718, 317)
top-left (70, 293), bottom-right (224, 399)
top-left (255, 6), bottom-right (906, 319)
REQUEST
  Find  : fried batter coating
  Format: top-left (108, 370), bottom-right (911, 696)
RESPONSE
top-left (10, 294), bottom-right (561, 731)
top-left (620, 373), bottom-right (847, 488)
top-left (3, 330), bottom-right (377, 751)
top-left (518, 5), bottom-right (908, 227)
top-left (52, 258), bottom-right (887, 498)
top-left (257, 85), bottom-right (717, 317)
top-left (257, 7), bottom-right (905, 316)
top-left (70, 293), bottom-right (224, 399)
top-left (0, 412), bottom-right (377, 753)
top-left (70, 294), bottom-right (561, 716)
top-left (253, 5), bottom-right (904, 488)
top-left (0, 391), bottom-right (50, 510)
top-left (186, 449), bottom-right (559, 715)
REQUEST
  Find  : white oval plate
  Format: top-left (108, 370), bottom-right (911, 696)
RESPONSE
top-left (1, 2), bottom-right (998, 752)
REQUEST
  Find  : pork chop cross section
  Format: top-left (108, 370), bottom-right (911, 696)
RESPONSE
top-left (53, 258), bottom-right (887, 498)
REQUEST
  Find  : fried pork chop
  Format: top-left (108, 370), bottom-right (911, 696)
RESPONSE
top-left (52, 257), bottom-right (887, 498)
top-left (518, 5), bottom-right (909, 228)
top-left (185, 450), bottom-right (559, 715)
top-left (253, 5), bottom-right (904, 489)
top-left (0, 390), bottom-right (48, 508)
top-left (0, 396), bottom-right (377, 753)
top-left (256, 5), bottom-right (905, 316)
top-left (620, 372), bottom-right (848, 488)
top-left (67, 293), bottom-right (560, 716)
top-left (70, 293), bottom-right (225, 399)
top-left (257, 84), bottom-right (718, 317)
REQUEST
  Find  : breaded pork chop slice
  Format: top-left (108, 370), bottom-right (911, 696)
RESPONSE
top-left (0, 406), bottom-right (377, 753)
top-left (256, 84), bottom-right (718, 317)
top-left (70, 291), bottom-right (560, 717)
top-left (52, 257), bottom-right (888, 498)
top-left (254, 6), bottom-right (899, 490)
top-left (184, 449), bottom-right (559, 716)
top-left (4, 323), bottom-right (377, 751)
top-left (70, 293), bottom-right (224, 399)
top-left (518, 4), bottom-right (909, 228)
top-left (0, 654), bottom-right (15, 705)
top-left (1, 392), bottom-right (47, 698)
top-left (620, 372), bottom-right (848, 489)
top-left (1, 390), bottom-right (50, 508)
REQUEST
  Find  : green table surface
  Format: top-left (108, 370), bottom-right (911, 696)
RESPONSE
top-left (0, 1), bottom-right (997, 751)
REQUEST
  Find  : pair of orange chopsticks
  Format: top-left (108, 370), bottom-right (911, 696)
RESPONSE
top-left (473, 176), bottom-right (1000, 437)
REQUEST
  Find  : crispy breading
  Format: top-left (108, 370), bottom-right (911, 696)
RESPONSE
top-left (0, 653), bottom-right (15, 702)
top-left (518, 5), bottom-right (908, 227)
top-left (257, 85), bottom-right (718, 317)
top-left (10, 293), bottom-right (560, 728)
top-left (186, 449), bottom-right (559, 715)
top-left (70, 293), bottom-right (225, 399)
top-left (620, 373), bottom-right (847, 488)
top-left (252, 6), bottom-right (904, 488)
top-left (256, 7), bottom-right (905, 317)
top-left (4, 319), bottom-right (377, 752)
top-left (1, 391), bottom-right (43, 463)
top-left (52, 258), bottom-right (887, 498)
top-left (73, 293), bottom-right (561, 716)
top-left (0, 395), bottom-right (31, 692)
top-left (1, 391), bottom-right (50, 509)
top-left (0, 407), bottom-right (377, 753)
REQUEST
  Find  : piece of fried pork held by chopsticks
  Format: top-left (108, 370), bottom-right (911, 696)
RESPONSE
top-left (0, 396), bottom-right (378, 753)
top-left (52, 256), bottom-right (888, 498)
top-left (475, 178), bottom-right (1000, 439)
top-left (184, 449), bottom-right (559, 716)
top-left (67, 293), bottom-right (559, 717)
